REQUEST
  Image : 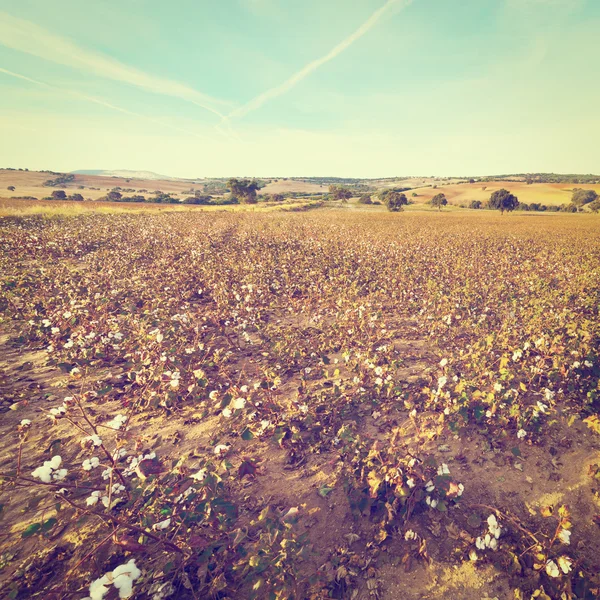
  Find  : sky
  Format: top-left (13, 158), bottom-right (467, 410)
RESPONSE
top-left (0, 0), bottom-right (599, 178)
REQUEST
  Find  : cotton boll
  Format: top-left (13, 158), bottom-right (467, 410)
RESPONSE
top-left (89, 574), bottom-right (111, 600)
top-left (113, 575), bottom-right (133, 599)
top-left (32, 465), bottom-right (52, 483)
top-left (49, 455), bottom-right (62, 469)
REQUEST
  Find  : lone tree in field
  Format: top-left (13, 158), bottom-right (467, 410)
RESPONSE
top-left (470, 200), bottom-right (482, 209)
top-left (380, 190), bottom-right (407, 212)
top-left (7, 185), bottom-right (15, 191)
top-left (329, 185), bottom-right (352, 202)
top-left (488, 188), bottom-right (519, 214)
top-left (228, 178), bottom-right (260, 204)
top-left (51, 190), bottom-right (67, 200)
top-left (571, 188), bottom-right (598, 207)
top-left (430, 193), bottom-right (448, 211)
top-left (70, 193), bottom-right (84, 201)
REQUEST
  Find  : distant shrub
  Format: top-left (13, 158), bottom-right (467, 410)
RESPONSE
top-left (51, 190), bottom-right (67, 200)
top-left (43, 174), bottom-right (75, 187)
top-left (358, 194), bottom-right (373, 204)
top-left (562, 203), bottom-right (579, 213)
top-left (7, 185), bottom-right (15, 191)
top-left (70, 193), bottom-right (84, 201)
top-left (183, 195), bottom-right (213, 205)
top-left (469, 200), bottom-right (482, 209)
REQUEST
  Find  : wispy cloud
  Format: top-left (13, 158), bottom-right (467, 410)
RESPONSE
top-left (228, 0), bottom-right (413, 119)
top-left (0, 66), bottom-right (211, 141)
top-left (0, 11), bottom-right (229, 119)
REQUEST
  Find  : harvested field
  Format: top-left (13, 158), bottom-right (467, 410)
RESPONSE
top-left (1, 210), bottom-right (599, 599)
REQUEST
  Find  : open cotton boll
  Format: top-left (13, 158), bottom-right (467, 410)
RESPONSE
top-left (32, 464), bottom-right (53, 483)
top-left (49, 455), bottom-right (62, 469)
top-left (88, 574), bottom-right (111, 600)
top-left (112, 560), bottom-right (141, 598)
top-left (107, 414), bottom-right (128, 430)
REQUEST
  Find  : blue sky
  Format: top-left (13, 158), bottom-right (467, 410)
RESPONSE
top-left (0, 0), bottom-right (599, 178)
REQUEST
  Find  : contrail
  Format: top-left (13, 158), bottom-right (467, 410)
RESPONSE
top-left (228, 0), bottom-right (413, 119)
top-left (0, 67), bottom-right (211, 141)
top-left (0, 11), bottom-right (229, 119)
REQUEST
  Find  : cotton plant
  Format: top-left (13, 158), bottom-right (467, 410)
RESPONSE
top-left (475, 514), bottom-right (502, 551)
top-left (82, 559), bottom-right (141, 599)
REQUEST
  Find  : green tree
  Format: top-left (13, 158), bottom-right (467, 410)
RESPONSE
top-left (381, 190), bottom-right (407, 212)
top-left (358, 194), bottom-right (373, 204)
top-left (469, 200), bottom-right (482, 209)
top-left (70, 193), bottom-right (84, 201)
top-left (228, 178), bottom-right (260, 204)
top-left (51, 190), bottom-right (67, 200)
top-left (571, 188), bottom-right (598, 206)
top-left (488, 189), bottom-right (519, 214)
top-left (7, 185), bottom-right (15, 191)
top-left (328, 185), bottom-right (352, 201)
top-left (430, 193), bottom-right (448, 211)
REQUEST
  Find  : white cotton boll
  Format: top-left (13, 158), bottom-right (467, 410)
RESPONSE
top-left (232, 397), bottom-right (246, 409)
top-left (89, 575), bottom-right (111, 600)
top-left (86, 494), bottom-right (100, 506)
top-left (190, 469), bottom-right (206, 481)
top-left (487, 514), bottom-right (498, 529)
top-left (49, 455), bottom-right (62, 469)
top-left (221, 408), bottom-right (232, 418)
top-left (546, 560), bottom-right (560, 578)
top-left (489, 537), bottom-right (498, 550)
top-left (107, 414), bottom-right (128, 430)
top-left (53, 468), bottom-right (68, 481)
top-left (558, 529), bottom-right (571, 545)
top-left (32, 465), bottom-right (52, 483)
top-left (558, 556), bottom-right (572, 574)
top-left (152, 518), bottom-right (171, 531)
top-left (113, 575), bottom-right (133, 599)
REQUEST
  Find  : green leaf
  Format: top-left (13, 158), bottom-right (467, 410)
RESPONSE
top-left (41, 518), bottom-right (57, 533)
top-left (240, 427), bottom-right (254, 441)
top-left (318, 484), bottom-right (334, 497)
top-left (22, 523), bottom-right (41, 538)
top-left (511, 446), bottom-right (521, 457)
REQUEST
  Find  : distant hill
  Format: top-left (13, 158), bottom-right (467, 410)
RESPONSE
top-left (71, 169), bottom-right (177, 181)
